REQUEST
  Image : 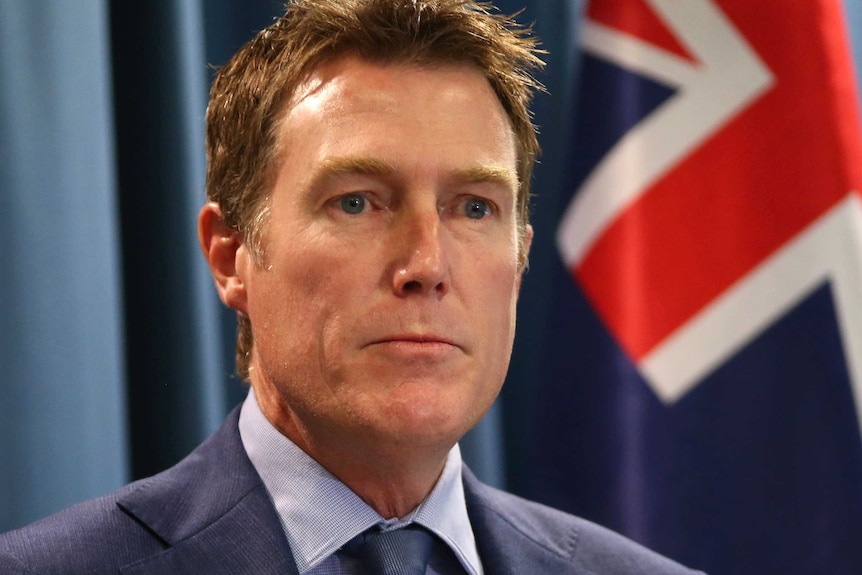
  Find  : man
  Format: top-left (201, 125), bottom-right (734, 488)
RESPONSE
top-left (0, 1), bottom-right (704, 573)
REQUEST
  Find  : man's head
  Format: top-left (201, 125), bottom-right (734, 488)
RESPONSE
top-left (205, 0), bottom-right (543, 380)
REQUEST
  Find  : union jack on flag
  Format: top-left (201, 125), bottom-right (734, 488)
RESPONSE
top-left (527, 1), bottom-right (862, 573)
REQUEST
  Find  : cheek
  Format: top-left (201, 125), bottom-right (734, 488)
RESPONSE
top-left (492, 266), bottom-right (522, 348)
top-left (477, 255), bottom-right (521, 311)
top-left (250, 244), bottom-right (364, 370)
top-left (247, 259), bottom-right (323, 353)
top-left (467, 258), bottom-right (521, 363)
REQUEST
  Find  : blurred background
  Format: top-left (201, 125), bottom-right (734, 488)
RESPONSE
top-left (2, 1), bottom-right (862, 573)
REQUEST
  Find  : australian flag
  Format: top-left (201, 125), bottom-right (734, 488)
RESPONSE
top-left (526, 1), bottom-right (862, 573)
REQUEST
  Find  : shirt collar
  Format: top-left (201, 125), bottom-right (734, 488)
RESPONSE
top-left (239, 388), bottom-right (483, 575)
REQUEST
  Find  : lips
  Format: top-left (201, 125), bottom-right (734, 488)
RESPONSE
top-left (372, 334), bottom-right (456, 346)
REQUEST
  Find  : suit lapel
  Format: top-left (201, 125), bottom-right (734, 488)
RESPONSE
top-left (116, 407), bottom-right (298, 574)
top-left (119, 483), bottom-right (297, 575)
top-left (463, 468), bottom-right (584, 575)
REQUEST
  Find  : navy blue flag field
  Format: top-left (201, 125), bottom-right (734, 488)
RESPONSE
top-left (525, 0), bottom-right (862, 573)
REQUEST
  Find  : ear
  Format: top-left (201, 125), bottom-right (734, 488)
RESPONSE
top-left (198, 202), bottom-right (249, 314)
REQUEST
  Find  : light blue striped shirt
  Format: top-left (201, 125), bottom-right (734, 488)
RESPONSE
top-left (239, 388), bottom-right (483, 575)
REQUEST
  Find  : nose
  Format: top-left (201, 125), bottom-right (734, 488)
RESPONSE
top-left (391, 207), bottom-right (450, 298)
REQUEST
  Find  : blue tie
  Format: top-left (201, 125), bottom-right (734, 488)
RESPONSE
top-left (359, 525), bottom-right (433, 575)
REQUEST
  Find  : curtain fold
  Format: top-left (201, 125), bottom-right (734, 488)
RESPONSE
top-left (0, 0), bottom-right (127, 531)
top-left (109, 0), bottom-right (232, 481)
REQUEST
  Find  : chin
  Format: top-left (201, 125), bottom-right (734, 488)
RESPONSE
top-left (374, 393), bottom-right (486, 447)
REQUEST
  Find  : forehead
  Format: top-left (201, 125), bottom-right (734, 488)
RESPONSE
top-left (291, 53), bottom-right (494, 96)
top-left (274, 56), bottom-right (518, 177)
top-left (282, 55), bottom-right (510, 132)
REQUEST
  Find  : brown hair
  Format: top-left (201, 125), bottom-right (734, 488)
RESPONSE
top-left (206, 0), bottom-right (544, 381)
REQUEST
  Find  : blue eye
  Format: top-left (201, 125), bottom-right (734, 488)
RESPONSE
top-left (464, 198), bottom-right (491, 220)
top-left (340, 194), bottom-right (366, 214)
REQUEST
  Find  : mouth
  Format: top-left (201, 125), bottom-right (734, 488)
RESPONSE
top-left (369, 333), bottom-right (456, 345)
top-left (365, 334), bottom-right (461, 353)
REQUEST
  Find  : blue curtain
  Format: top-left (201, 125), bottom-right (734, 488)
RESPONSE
top-left (0, 0), bottom-right (126, 530)
top-left (0, 0), bottom-right (235, 530)
top-left (2, 0), bottom-right (861, 542)
top-left (108, 0), bottom-right (234, 481)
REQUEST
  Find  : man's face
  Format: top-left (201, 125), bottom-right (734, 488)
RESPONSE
top-left (234, 56), bottom-right (530, 454)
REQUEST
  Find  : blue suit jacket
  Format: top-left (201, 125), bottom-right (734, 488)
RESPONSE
top-left (0, 408), bottom-right (703, 574)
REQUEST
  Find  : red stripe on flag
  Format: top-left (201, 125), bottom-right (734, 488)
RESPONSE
top-left (588, 0), bottom-right (694, 63)
top-left (576, 0), bottom-right (862, 361)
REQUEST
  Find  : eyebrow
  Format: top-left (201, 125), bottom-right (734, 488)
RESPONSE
top-left (450, 165), bottom-right (519, 193)
top-left (308, 157), bottom-right (396, 186)
top-left (306, 156), bottom-right (518, 193)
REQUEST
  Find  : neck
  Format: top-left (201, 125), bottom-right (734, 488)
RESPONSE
top-left (252, 380), bottom-right (451, 519)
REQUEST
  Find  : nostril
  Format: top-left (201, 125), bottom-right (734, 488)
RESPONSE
top-left (402, 280), bottom-right (422, 293)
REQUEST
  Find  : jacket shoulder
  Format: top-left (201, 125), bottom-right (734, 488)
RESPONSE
top-left (0, 406), bottom-right (269, 575)
top-left (0, 482), bottom-right (164, 574)
top-left (463, 470), bottom-right (704, 575)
